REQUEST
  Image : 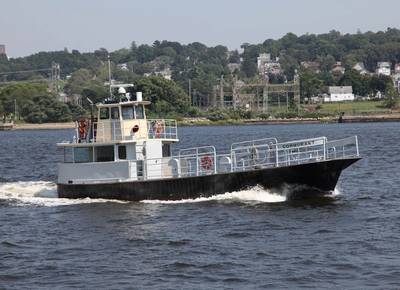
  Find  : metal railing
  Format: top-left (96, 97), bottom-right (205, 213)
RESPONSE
top-left (72, 119), bottom-right (178, 143)
top-left (138, 136), bottom-right (358, 179)
top-left (61, 135), bottom-right (360, 183)
top-left (147, 119), bottom-right (178, 140)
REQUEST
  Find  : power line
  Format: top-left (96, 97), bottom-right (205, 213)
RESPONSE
top-left (0, 79), bottom-right (49, 86)
top-left (0, 68), bottom-right (51, 75)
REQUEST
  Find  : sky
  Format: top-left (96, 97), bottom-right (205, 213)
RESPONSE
top-left (1, 0), bottom-right (400, 58)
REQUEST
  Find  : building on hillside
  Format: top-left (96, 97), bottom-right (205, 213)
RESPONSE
top-left (155, 67), bottom-right (172, 80)
top-left (301, 61), bottom-right (321, 73)
top-left (117, 63), bottom-right (129, 71)
top-left (0, 44), bottom-right (5, 55)
top-left (257, 53), bottom-right (282, 78)
top-left (143, 66), bottom-right (172, 80)
top-left (324, 86), bottom-right (355, 103)
top-left (227, 63), bottom-right (241, 74)
top-left (376, 62), bottom-right (391, 76)
top-left (392, 63), bottom-right (400, 93)
top-left (393, 76), bottom-right (400, 93)
top-left (394, 63), bottom-right (400, 74)
top-left (257, 53), bottom-right (271, 69)
top-left (353, 62), bottom-right (369, 75)
top-left (331, 62), bottom-right (345, 74)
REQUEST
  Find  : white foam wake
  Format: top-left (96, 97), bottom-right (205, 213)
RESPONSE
top-left (141, 185), bottom-right (287, 204)
top-left (0, 181), bottom-right (128, 207)
top-left (332, 187), bottom-right (341, 197)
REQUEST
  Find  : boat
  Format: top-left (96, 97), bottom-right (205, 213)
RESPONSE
top-left (57, 85), bottom-right (361, 201)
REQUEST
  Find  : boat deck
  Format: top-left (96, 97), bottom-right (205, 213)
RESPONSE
top-left (58, 135), bottom-right (360, 184)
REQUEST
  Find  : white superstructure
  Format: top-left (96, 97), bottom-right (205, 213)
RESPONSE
top-left (57, 87), bottom-right (178, 184)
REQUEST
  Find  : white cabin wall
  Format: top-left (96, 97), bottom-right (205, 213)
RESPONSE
top-left (145, 140), bottom-right (163, 179)
top-left (58, 161), bottom-right (130, 183)
top-left (126, 144), bottom-right (136, 160)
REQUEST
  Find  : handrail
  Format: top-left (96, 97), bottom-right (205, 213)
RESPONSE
top-left (147, 119), bottom-right (178, 140)
top-left (60, 135), bottom-right (359, 182)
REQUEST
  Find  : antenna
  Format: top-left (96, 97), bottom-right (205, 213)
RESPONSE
top-left (108, 55), bottom-right (112, 98)
top-left (86, 97), bottom-right (95, 123)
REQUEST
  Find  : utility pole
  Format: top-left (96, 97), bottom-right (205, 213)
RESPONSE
top-left (14, 99), bottom-right (17, 121)
top-left (108, 55), bottom-right (112, 98)
top-left (263, 76), bottom-right (269, 113)
top-left (188, 79), bottom-right (192, 105)
top-left (220, 75), bottom-right (224, 108)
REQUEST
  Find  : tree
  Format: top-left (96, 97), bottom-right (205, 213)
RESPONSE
top-left (135, 76), bottom-right (190, 117)
top-left (0, 83), bottom-right (73, 123)
top-left (339, 69), bottom-right (369, 96)
top-left (300, 70), bottom-right (324, 101)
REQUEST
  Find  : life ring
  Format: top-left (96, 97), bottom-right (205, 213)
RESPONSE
top-left (153, 121), bottom-right (164, 138)
top-left (200, 155), bottom-right (213, 171)
top-left (132, 125), bottom-right (139, 134)
top-left (78, 119), bottom-right (87, 140)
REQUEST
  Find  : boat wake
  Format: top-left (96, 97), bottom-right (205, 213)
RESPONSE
top-left (141, 185), bottom-right (287, 205)
top-left (0, 182), bottom-right (339, 207)
top-left (0, 181), bottom-right (128, 207)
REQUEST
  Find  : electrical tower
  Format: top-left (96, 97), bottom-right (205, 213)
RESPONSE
top-left (51, 62), bottom-right (61, 93)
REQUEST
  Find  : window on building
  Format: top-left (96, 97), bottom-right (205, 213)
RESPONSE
top-left (162, 143), bottom-right (171, 157)
top-left (95, 146), bottom-right (114, 162)
top-left (118, 145), bottom-right (127, 160)
top-left (111, 107), bottom-right (120, 119)
top-left (100, 108), bottom-right (109, 119)
top-left (122, 106), bottom-right (134, 120)
top-left (73, 147), bottom-right (93, 163)
top-left (135, 105), bottom-right (144, 119)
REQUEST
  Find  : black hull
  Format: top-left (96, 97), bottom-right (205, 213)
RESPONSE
top-left (57, 158), bottom-right (360, 201)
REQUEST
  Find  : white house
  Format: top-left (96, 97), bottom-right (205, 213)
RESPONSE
top-left (393, 74), bottom-right (400, 93)
top-left (324, 86), bottom-right (355, 103)
top-left (257, 53), bottom-right (271, 70)
top-left (376, 62), bottom-right (391, 76)
top-left (117, 63), bottom-right (129, 71)
top-left (353, 62), bottom-right (368, 75)
top-left (395, 63), bottom-right (400, 74)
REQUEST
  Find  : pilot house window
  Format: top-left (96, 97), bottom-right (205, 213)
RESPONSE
top-left (111, 107), bottom-right (120, 119)
top-left (122, 106), bottom-right (134, 120)
top-left (100, 108), bottom-right (109, 119)
top-left (135, 105), bottom-right (144, 119)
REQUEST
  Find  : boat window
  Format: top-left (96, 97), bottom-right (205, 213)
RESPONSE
top-left (111, 107), bottom-right (120, 119)
top-left (95, 146), bottom-right (114, 162)
top-left (73, 147), bottom-right (93, 163)
top-left (118, 145), bottom-right (127, 160)
top-left (135, 105), bottom-right (144, 119)
top-left (122, 106), bottom-right (134, 120)
top-left (100, 108), bottom-right (109, 119)
top-left (162, 143), bottom-right (171, 157)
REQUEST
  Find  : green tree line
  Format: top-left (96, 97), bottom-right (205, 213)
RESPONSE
top-left (1, 28), bottom-right (400, 122)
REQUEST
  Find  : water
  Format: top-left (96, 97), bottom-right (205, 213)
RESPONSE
top-left (1, 123), bottom-right (400, 289)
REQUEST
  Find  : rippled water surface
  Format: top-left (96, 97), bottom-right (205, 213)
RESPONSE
top-left (1, 123), bottom-right (400, 289)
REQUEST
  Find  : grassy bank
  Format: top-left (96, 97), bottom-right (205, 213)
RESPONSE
top-left (309, 100), bottom-right (392, 116)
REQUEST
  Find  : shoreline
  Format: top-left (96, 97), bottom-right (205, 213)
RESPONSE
top-left (9, 114), bottom-right (400, 130)
top-left (14, 122), bottom-right (75, 130)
